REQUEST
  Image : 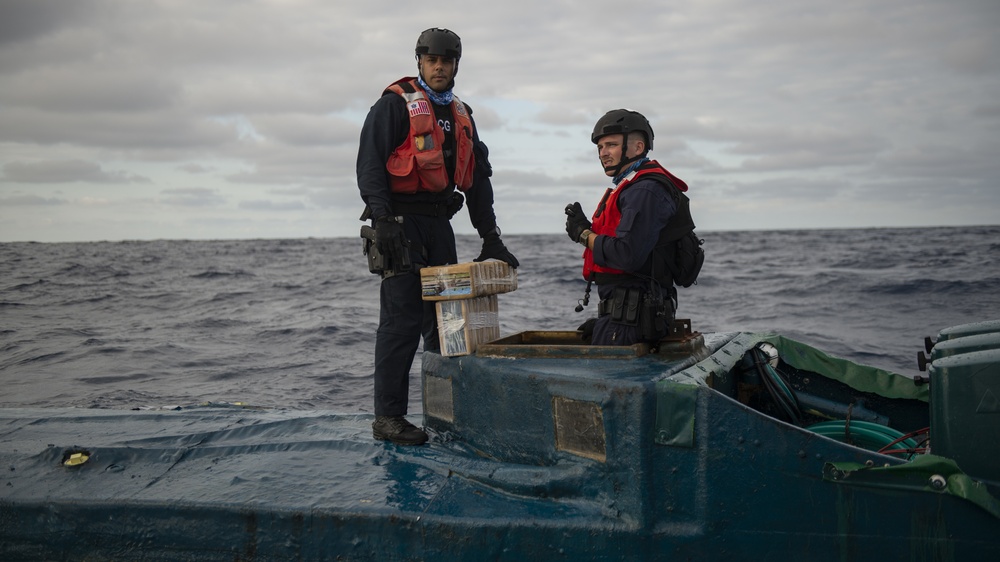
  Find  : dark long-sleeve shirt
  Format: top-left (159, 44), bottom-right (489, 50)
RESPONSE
top-left (356, 91), bottom-right (499, 237)
top-left (592, 178), bottom-right (677, 297)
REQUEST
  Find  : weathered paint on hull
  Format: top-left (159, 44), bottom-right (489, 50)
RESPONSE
top-left (1, 328), bottom-right (998, 560)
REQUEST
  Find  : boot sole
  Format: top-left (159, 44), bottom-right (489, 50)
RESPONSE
top-left (373, 431), bottom-right (428, 446)
top-left (372, 421), bottom-right (429, 446)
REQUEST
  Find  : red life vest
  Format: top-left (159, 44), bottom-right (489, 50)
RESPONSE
top-left (582, 161), bottom-right (688, 280)
top-left (384, 77), bottom-right (476, 194)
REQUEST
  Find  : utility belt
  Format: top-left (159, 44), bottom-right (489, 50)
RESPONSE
top-left (357, 191), bottom-right (461, 278)
top-left (390, 199), bottom-right (451, 217)
top-left (597, 285), bottom-right (674, 341)
top-left (391, 187), bottom-right (465, 218)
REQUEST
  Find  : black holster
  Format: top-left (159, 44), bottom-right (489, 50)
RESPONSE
top-left (360, 224), bottom-right (412, 278)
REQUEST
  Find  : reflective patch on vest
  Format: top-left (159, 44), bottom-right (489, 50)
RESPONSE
top-left (455, 101), bottom-right (467, 117)
top-left (408, 100), bottom-right (431, 117)
top-left (415, 134), bottom-right (434, 151)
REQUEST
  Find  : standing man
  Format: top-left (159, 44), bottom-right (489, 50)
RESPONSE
top-left (357, 28), bottom-right (518, 446)
top-left (564, 109), bottom-right (698, 347)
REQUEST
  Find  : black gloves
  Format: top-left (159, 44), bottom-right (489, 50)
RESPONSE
top-left (475, 230), bottom-right (519, 267)
top-left (565, 202), bottom-right (592, 245)
top-left (374, 216), bottom-right (412, 274)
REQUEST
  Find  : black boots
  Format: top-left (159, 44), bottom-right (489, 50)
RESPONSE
top-left (372, 416), bottom-right (428, 446)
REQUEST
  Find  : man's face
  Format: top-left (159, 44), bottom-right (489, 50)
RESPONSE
top-left (597, 134), bottom-right (632, 177)
top-left (597, 134), bottom-right (645, 176)
top-left (418, 55), bottom-right (457, 92)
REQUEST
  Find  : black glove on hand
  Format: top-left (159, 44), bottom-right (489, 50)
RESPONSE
top-left (374, 216), bottom-right (411, 272)
top-left (475, 231), bottom-right (519, 268)
top-left (565, 202), bottom-right (592, 244)
top-left (445, 192), bottom-right (465, 219)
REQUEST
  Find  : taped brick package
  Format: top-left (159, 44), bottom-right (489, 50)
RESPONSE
top-left (435, 294), bottom-right (500, 357)
top-left (420, 261), bottom-right (517, 301)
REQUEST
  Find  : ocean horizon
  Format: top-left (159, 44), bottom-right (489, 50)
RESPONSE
top-left (3, 225), bottom-right (998, 412)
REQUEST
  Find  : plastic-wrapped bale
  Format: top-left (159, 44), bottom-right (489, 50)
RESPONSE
top-left (420, 261), bottom-right (517, 301)
top-left (436, 295), bottom-right (500, 357)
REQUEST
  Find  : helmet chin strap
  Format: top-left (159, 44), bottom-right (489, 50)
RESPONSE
top-left (604, 136), bottom-right (648, 178)
top-left (604, 153), bottom-right (643, 177)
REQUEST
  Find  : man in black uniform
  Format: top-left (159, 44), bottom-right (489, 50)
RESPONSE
top-left (564, 110), bottom-right (698, 346)
top-left (357, 28), bottom-right (518, 445)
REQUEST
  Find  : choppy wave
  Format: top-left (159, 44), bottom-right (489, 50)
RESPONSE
top-left (2, 226), bottom-right (998, 412)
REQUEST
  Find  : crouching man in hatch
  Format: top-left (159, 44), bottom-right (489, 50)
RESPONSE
top-left (565, 109), bottom-right (700, 347)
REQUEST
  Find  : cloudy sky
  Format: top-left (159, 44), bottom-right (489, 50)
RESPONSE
top-left (1, 0), bottom-right (998, 242)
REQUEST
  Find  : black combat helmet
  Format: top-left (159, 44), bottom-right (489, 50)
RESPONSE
top-left (592, 109), bottom-right (654, 151)
top-left (415, 28), bottom-right (462, 59)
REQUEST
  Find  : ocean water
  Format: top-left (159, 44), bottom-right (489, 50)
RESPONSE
top-left (2, 226), bottom-right (999, 412)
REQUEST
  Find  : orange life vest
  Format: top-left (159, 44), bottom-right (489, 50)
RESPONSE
top-left (384, 77), bottom-right (476, 194)
top-left (582, 161), bottom-right (689, 280)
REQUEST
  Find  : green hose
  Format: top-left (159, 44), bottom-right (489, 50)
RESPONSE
top-left (805, 420), bottom-right (919, 452)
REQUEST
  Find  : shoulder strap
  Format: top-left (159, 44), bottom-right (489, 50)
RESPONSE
top-left (384, 77), bottom-right (420, 96)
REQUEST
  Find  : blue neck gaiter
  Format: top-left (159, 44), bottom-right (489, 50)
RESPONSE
top-left (613, 157), bottom-right (650, 185)
top-left (417, 75), bottom-right (454, 106)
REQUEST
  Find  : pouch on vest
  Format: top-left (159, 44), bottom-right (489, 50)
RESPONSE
top-left (607, 286), bottom-right (673, 341)
top-left (414, 134), bottom-right (434, 151)
top-left (639, 291), bottom-right (674, 341)
top-left (610, 287), bottom-right (641, 325)
top-left (669, 231), bottom-right (704, 288)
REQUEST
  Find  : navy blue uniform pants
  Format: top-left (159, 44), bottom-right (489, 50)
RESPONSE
top-left (373, 215), bottom-right (457, 416)
top-left (591, 315), bottom-right (642, 346)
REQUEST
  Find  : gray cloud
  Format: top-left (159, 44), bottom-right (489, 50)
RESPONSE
top-left (0, 0), bottom-right (99, 46)
top-left (247, 114), bottom-right (359, 148)
top-left (0, 108), bottom-right (239, 149)
top-left (238, 199), bottom-right (307, 211)
top-left (177, 163), bottom-right (215, 174)
top-left (0, 193), bottom-right (66, 206)
top-left (1, 65), bottom-right (180, 113)
top-left (159, 187), bottom-right (226, 207)
top-left (2, 159), bottom-right (150, 183)
top-left (0, 0), bottom-right (997, 242)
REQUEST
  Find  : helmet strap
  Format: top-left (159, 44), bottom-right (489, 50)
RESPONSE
top-left (605, 154), bottom-right (640, 177)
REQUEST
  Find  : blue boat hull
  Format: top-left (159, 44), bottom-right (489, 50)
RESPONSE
top-left (2, 326), bottom-right (999, 560)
